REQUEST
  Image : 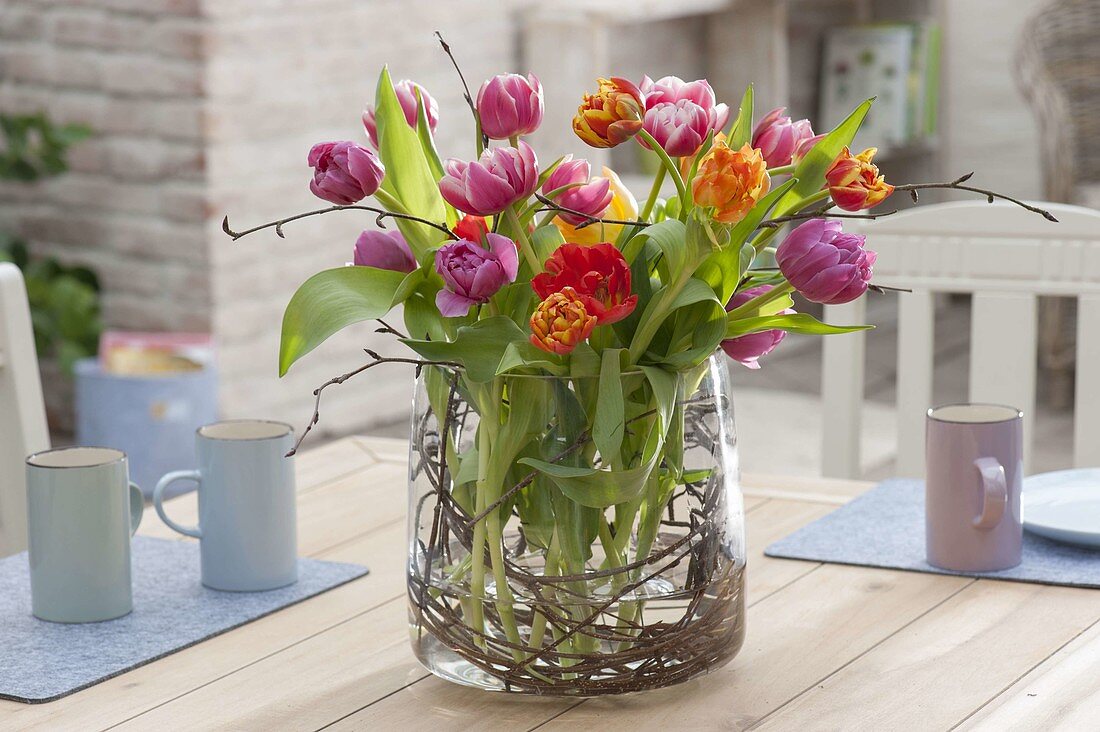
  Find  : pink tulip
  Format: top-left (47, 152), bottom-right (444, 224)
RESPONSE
top-left (476, 73), bottom-right (544, 140)
top-left (434, 234), bottom-right (519, 317)
top-left (362, 79), bottom-right (439, 149)
top-left (639, 75), bottom-right (729, 132)
top-left (791, 133), bottom-right (826, 164)
top-left (353, 230), bottom-right (417, 273)
top-left (641, 99), bottom-right (712, 157)
top-left (721, 285), bottom-right (791, 369)
top-left (308, 141), bottom-right (385, 205)
top-left (752, 107), bottom-right (816, 168)
top-left (438, 141), bottom-right (539, 216)
top-left (776, 219), bottom-right (877, 305)
top-left (541, 156), bottom-right (612, 225)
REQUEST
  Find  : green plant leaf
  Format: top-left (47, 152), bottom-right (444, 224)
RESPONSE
top-left (279, 266), bottom-right (409, 376)
top-left (726, 311), bottom-right (874, 338)
top-left (593, 348), bottom-right (625, 464)
top-left (413, 88), bottom-right (457, 229)
top-left (640, 365), bottom-right (678, 434)
top-left (496, 340), bottom-right (565, 376)
top-left (402, 315), bottom-right (527, 382)
top-left (726, 84), bottom-right (754, 147)
top-left (774, 98), bottom-right (873, 217)
top-left (374, 66), bottom-right (448, 254)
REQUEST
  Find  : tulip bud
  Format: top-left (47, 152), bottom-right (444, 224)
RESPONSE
top-left (452, 214), bottom-right (490, 243)
top-left (439, 141), bottom-right (539, 216)
top-left (476, 73), bottom-right (544, 140)
top-left (751, 107), bottom-right (816, 168)
top-left (573, 77), bottom-right (645, 149)
top-left (363, 79), bottom-right (439, 149)
top-left (639, 75), bottom-right (729, 132)
top-left (825, 147), bottom-right (894, 211)
top-left (353, 230), bottom-right (417, 273)
top-left (791, 133), bottom-right (825, 164)
top-left (641, 99), bottom-right (711, 157)
top-left (308, 141), bottom-right (385, 205)
top-left (721, 285), bottom-right (791, 369)
top-left (552, 166), bottom-right (638, 245)
top-left (542, 156), bottom-right (613, 226)
top-left (529, 287), bottom-right (598, 354)
top-left (434, 234), bottom-right (519, 317)
top-left (776, 219), bottom-right (877, 304)
top-left (691, 141), bottom-right (770, 224)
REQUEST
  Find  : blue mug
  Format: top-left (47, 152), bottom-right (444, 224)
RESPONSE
top-left (154, 420), bottom-right (297, 591)
top-left (26, 447), bottom-right (143, 623)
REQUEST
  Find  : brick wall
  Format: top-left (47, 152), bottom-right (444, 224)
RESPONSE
top-left (0, 0), bottom-right (514, 441)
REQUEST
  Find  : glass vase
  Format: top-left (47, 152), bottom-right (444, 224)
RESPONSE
top-left (406, 354), bottom-right (745, 695)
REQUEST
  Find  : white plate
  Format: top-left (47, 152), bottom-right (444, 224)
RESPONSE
top-left (1023, 468), bottom-right (1100, 548)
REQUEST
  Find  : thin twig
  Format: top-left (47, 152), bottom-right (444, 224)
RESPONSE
top-left (893, 172), bottom-right (1059, 222)
top-left (759, 206), bottom-right (898, 228)
top-left (286, 350), bottom-right (460, 457)
top-left (533, 193), bottom-right (649, 230)
top-left (435, 31), bottom-right (487, 151)
top-left (868, 283), bottom-right (912, 294)
top-left (222, 205), bottom-right (456, 242)
top-left (374, 318), bottom-right (408, 339)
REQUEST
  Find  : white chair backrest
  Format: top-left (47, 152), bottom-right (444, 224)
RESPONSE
top-left (0, 263), bottom-right (50, 556)
top-left (821, 201), bottom-right (1100, 479)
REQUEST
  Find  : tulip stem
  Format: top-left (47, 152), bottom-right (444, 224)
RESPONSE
top-left (637, 129), bottom-right (689, 217)
top-left (725, 282), bottom-right (794, 320)
top-left (768, 164), bottom-right (796, 176)
top-left (505, 205), bottom-right (541, 273)
top-left (640, 166), bottom-right (666, 222)
top-left (221, 205), bottom-right (457, 242)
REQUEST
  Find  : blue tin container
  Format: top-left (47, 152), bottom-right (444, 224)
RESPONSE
top-left (74, 358), bottom-right (219, 499)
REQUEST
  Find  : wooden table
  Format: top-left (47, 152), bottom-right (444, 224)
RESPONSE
top-left (4, 436), bottom-right (1098, 730)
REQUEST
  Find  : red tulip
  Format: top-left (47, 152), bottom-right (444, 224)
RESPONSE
top-left (531, 242), bottom-right (637, 325)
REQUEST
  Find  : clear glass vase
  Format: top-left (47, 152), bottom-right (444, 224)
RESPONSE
top-left (406, 354), bottom-right (745, 695)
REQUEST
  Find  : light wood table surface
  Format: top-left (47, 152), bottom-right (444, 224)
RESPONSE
top-left (4, 435), bottom-right (1099, 730)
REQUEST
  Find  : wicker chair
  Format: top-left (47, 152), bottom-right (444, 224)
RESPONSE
top-left (1014, 0), bottom-right (1100, 406)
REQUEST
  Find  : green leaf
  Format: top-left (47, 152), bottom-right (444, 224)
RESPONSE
top-left (593, 349), bottom-right (625, 464)
top-left (529, 224), bottom-right (564, 268)
top-left (774, 98), bottom-right (873, 217)
top-left (375, 66), bottom-right (448, 254)
top-left (413, 88), bottom-right (457, 229)
top-left (640, 365), bottom-right (678, 434)
top-left (568, 341), bottom-right (600, 378)
top-left (726, 311), bottom-right (874, 338)
top-left (402, 315), bottom-right (527, 382)
top-left (729, 177), bottom-right (798, 246)
top-left (496, 340), bottom-right (565, 376)
top-left (279, 266), bottom-right (410, 375)
top-left (726, 84), bottom-right (754, 147)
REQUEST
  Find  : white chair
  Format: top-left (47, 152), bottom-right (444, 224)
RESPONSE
top-left (0, 263), bottom-right (50, 556)
top-left (821, 201), bottom-right (1100, 479)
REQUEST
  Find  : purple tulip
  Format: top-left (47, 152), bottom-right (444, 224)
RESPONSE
top-left (639, 75), bottom-right (729, 132)
top-left (541, 155), bottom-right (612, 225)
top-left (308, 141), bottom-right (385, 205)
top-left (721, 285), bottom-right (791, 370)
top-left (641, 99), bottom-right (712, 157)
top-left (353, 230), bottom-right (417, 273)
top-left (434, 234), bottom-right (519, 317)
top-left (751, 107), bottom-right (816, 168)
top-left (476, 73), bottom-right (543, 140)
top-left (438, 141), bottom-right (539, 216)
top-left (776, 219), bottom-right (877, 305)
top-left (362, 79), bottom-right (439, 149)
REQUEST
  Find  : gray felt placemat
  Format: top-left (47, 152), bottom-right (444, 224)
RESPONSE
top-left (0, 536), bottom-right (369, 703)
top-left (765, 479), bottom-right (1100, 587)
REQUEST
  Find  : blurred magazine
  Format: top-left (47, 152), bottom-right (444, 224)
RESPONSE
top-left (99, 331), bottom-right (214, 375)
top-left (819, 22), bottom-right (940, 154)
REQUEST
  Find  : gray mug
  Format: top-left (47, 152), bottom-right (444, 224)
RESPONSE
top-left (154, 420), bottom-right (297, 591)
top-left (25, 447), bottom-right (144, 623)
top-left (926, 403), bottom-right (1023, 572)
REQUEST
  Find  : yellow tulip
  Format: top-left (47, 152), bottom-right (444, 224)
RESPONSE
top-left (553, 167), bottom-right (639, 245)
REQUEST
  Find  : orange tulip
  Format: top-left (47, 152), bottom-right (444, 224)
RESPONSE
top-left (573, 77), bottom-right (645, 149)
top-left (825, 147), bottom-right (894, 211)
top-left (529, 287), bottom-right (598, 355)
top-left (691, 141), bottom-right (771, 224)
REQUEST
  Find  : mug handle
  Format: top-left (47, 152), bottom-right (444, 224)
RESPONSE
top-left (153, 470), bottom-right (203, 538)
top-left (129, 482), bottom-right (144, 536)
top-left (972, 457), bottom-right (1007, 530)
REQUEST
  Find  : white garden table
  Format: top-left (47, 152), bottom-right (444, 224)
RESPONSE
top-left (2, 435), bottom-right (1097, 730)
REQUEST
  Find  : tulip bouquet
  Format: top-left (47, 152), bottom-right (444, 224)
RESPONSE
top-left (225, 37), bottom-right (1051, 695)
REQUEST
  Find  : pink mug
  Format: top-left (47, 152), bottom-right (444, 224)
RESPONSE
top-left (925, 403), bottom-right (1023, 572)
